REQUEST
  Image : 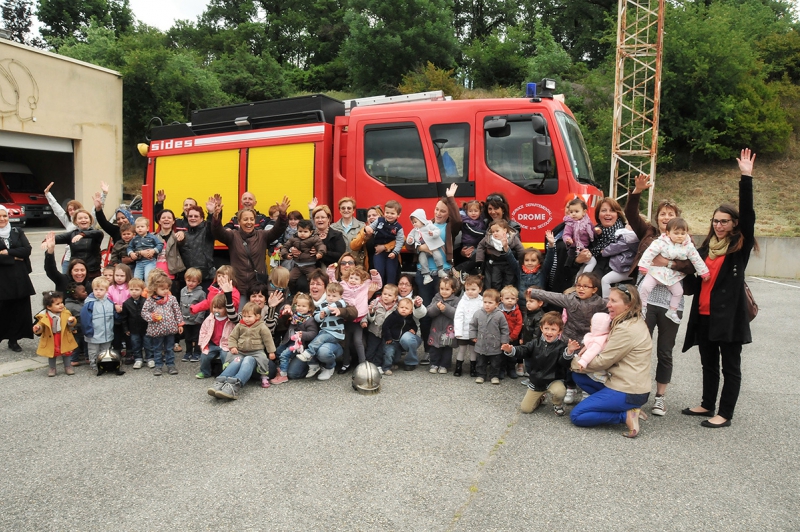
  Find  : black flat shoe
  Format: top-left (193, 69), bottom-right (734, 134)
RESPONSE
top-left (8, 341), bottom-right (21, 352)
top-left (700, 419), bottom-right (731, 428)
top-left (336, 365), bottom-right (350, 375)
top-left (681, 407), bottom-right (714, 417)
top-left (404, 364), bottom-right (416, 371)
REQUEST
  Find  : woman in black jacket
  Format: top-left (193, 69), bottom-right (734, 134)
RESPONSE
top-left (54, 209), bottom-right (105, 278)
top-left (0, 205), bottom-right (35, 352)
top-left (682, 149), bottom-right (757, 429)
top-left (176, 202), bottom-right (216, 287)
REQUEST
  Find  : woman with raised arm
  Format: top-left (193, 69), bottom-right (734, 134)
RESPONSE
top-left (176, 199), bottom-right (217, 289)
top-left (44, 181), bottom-right (82, 273)
top-left (54, 209), bottom-right (105, 279)
top-left (681, 149), bottom-right (757, 429)
top-left (0, 204), bottom-right (35, 352)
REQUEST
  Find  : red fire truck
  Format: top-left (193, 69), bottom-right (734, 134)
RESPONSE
top-left (142, 83), bottom-right (603, 249)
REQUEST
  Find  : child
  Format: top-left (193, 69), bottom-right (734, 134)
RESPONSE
top-left (500, 311), bottom-right (579, 416)
top-left (197, 284), bottom-right (239, 379)
top-left (108, 263), bottom-right (132, 361)
top-left (518, 248), bottom-right (545, 305)
top-left (338, 266), bottom-right (382, 366)
top-left (296, 283), bottom-right (349, 381)
top-left (180, 268), bottom-right (207, 362)
top-left (272, 293), bottom-right (318, 384)
top-left (456, 200), bottom-right (487, 280)
top-left (281, 220), bottom-right (325, 294)
top-left (279, 210), bottom-right (304, 269)
top-left (562, 197), bottom-right (595, 264)
top-left (265, 204), bottom-right (282, 253)
top-left (226, 302), bottom-right (277, 389)
top-left (127, 217), bottom-right (164, 280)
top-left (499, 285), bottom-right (523, 379)
top-left (381, 298), bottom-right (419, 375)
top-left (527, 272), bottom-right (607, 404)
top-left (425, 277), bottom-right (460, 374)
top-left (522, 289), bottom-right (545, 345)
top-left (102, 265), bottom-right (115, 285)
top-left (121, 278), bottom-right (148, 369)
top-left (80, 276), bottom-right (116, 372)
top-left (141, 270), bottom-right (184, 376)
top-left (65, 282), bottom-right (88, 366)
top-left (365, 284), bottom-right (398, 368)
top-left (576, 312), bottom-right (612, 385)
top-left (33, 291), bottom-right (78, 377)
top-left (190, 265), bottom-right (241, 315)
top-left (638, 217), bottom-right (709, 323)
top-left (476, 219), bottom-right (525, 291)
top-left (406, 208), bottom-right (447, 285)
top-left (600, 225), bottom-right (640, 297)
top-left (469, 289), bottom-right (510, 384)
top-left (109, 222), bottom-right (136, 266)
top-left (453, 275), bottom-right (484, 377)
top-left (365, 199), bottom-right (404, 286)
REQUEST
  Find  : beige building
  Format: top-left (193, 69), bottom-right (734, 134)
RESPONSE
top-left (0, 38), bottom-right (123, 219)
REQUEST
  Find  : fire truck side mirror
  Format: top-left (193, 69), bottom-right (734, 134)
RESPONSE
top-left (533, 136), bottom-right (553, 175)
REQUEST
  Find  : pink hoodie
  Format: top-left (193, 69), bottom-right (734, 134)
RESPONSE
top-left (107, 283), bottom-right (130, 307)
top-left (578, 313), bottom-right (612, 368)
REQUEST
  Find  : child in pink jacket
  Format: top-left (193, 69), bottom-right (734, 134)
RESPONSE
top-left (196, 292), bottom-right (238, 379)
top-left (576, 312), bottom-right (612, 384)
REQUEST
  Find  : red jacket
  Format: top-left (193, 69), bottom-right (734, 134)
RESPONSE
top-left (501, 305), bottom-right (523, 342)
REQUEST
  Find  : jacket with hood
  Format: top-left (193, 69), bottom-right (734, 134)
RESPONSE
top-left (33, 308), bottom-right (79, 358)
top-left (601, 227), bottom-right (640, 274)
top-left (81, 294), bottom-right (115, 343)
top-left (526, 289), bottom-right (607, 344)
top-left (425, 292), bottom-right (460, 348)
top-left (406, 208), bottom-right (445, 251)
top-left (469, 307), bottom-right (510, 355)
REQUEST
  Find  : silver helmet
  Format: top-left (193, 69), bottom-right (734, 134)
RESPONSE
top-left (97, 348), bottom-right (121, 364)
top-left (351, 362), bottom-right (381, 395)
top-left (96, 348), bottom-right (124, 376)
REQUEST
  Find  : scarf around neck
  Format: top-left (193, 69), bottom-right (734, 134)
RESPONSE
top-left (707, 235), bottom-right (730, 260)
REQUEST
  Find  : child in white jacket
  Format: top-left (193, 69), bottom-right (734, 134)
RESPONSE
top-left (406, 208), bottom-right (446, 285)
top-left (452, 275), bottom-right (484, 377)
top-left (638, 218), bottom-right (709, 323)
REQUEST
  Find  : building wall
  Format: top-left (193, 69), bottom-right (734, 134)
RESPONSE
top-left (0, 40), bottom-right (123, 208)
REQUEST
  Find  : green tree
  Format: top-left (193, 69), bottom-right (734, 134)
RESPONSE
top-left (36, 0), bottom-right (133, 41)
top-left (2, 0), bottom-right (43, 46)
top-left (341, 0), bottom-right (460, 95)
top-left (462, 25), bottom-right (530, 89)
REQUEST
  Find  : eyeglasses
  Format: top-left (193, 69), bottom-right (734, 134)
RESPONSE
top-left (711, 218), bottom-right (732, 225)
top-left (617, 284), bottom-right (632, 299)
top-left (340, 260), bottom-right (355, 266)
top-left (486, 194), bottom-right (504, 203)
top-left (575, 284), bottom-right (595, 290)
top-left (339, 206), bottom-right (353, 211)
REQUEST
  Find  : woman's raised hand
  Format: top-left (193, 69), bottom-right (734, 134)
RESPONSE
top-left (276, 196), bottom-right (290, 214)
top-left (268, 290), bottom-right (284, 308)
top-left (737, 148), bottom-right (756, 176)
top-left (42, 231), bottom-right (55, 252)
top-left (308, 197), bottom-right (318, 211)
top-left (100, 180), bottom-right (109, 195)
top-left (92, 192), bottom-right (102, 210)
top-left (632, 174), bottom-right (652, 194)
top-left (206, 196), bottom-right (217, 213)
top-left (44, 182), bottom-right (54, 194)
top-left (445, 183), bottom-right (458, 198)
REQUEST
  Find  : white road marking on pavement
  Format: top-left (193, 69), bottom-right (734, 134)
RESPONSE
top-left (749, 276), bottom-right (800, 289)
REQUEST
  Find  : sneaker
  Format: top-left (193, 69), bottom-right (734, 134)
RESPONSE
top-left (147, 359), bottom-right (156, 368)
top-left (296, 350), bottom-right (312, 362)
top-left (475, 377), bottom-right (485, 384)
top-left (384, 369), bottom-right (393, 376)
top-left (554, 404), bottom-right (565, 416)
top-left (133, 360), bottom-right (143, 369)
top-left (208, 378), bottom-right (226, 397)
top-left (216, 379), bottom-right (240, 400)
top-left (190, 353), bottom-right (201, 362)
top-left (520, 378), bottom-right (530, 386)
top-left (261, 376), bottom-right (271, 388)
top-left (491, 377), bottom-right (500, 385)
top-left (438, 366), bottom-right (447, 374)
top-left (419, 356), bottom-right (430, 366)
top-left (564, 388), bottom-right (576, 404)
top-left (429, 365), bottom-right (439, 374)
top-left (422, 274), bottom-right (434, 285)
top-left (305, 364), bottom-right (321, 378)
top-left (459, 270), bottom-right (469, 284)
top-left (153, 366), bottom-right (163, 376)
top-left (652, 395), bottom-right (666, 416)
top-left (666, 311), bottom-right (681, 324)
top-left (48, 367), bottom-right (56, 377)
top-left (377, 367), bottom-right (384, 375)
top-left (438, 269), bottom-right (448, 278)
top-left (516, 364), bottom-right (525, 377)
top-left (181, 353), bottom-right (191, 362)
top-left (318, 367), bottom-right (335, 381)
top-left (89, 364), bottom-right (98, 373)
top-left (168, 365), bottom-right (178, 375)
top-left (271, 374), bottom-right (289, 385)
top-left (196, 372), bottom-right (208, 379)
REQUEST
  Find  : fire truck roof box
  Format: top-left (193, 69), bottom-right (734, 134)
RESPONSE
top-left (151, 94), bottom-right (345, 140)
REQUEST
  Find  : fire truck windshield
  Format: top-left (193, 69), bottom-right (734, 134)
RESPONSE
top-left (555, 112), bottom-right (595, 185)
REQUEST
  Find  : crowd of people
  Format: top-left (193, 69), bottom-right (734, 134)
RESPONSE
top-left (0, 149), bottom-right (758, 435)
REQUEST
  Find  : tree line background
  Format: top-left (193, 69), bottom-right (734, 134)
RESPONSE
top-left (3, 0), bottom-right (799, 187)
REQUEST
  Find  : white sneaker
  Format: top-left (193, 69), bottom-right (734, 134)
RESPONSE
top-left (422, 274), bottom-right (434, 285)
top-left (652, 394), bottom-right (666, 416)
top-left (429, 365), bottom-right (439, 374)
top-left (438, 366), bottom-right (447, 374)
top-left (296, 350), bottom-right (312, 362)
top-left (581, 391), bottom-right (589, 401)
top-left (666, 310), bottom-right (681, 324)
top-left (438, 269), bottom-right (448, 278)
top-left (377, 367), bottom-right (384, 375)
top-left (147, 359), bottom-right (156, 368)
top-left (564, 388), bottom-right (576, 404)
top-left (133, 360), bottom-right (143, 369)
top-left (305, 364), bottom-right (321, 378)
top-left (317, 367), bottom-right (335, 381)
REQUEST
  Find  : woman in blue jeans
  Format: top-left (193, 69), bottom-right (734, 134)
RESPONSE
top-left (569, 285), bottom-right (653, 437)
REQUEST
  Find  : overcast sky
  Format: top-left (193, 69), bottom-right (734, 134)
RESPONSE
top-left (129, 0), bottom-right (206, 31)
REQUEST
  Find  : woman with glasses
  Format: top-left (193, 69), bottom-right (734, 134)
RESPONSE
top-left (0, 204), bottom-right (35, 352)
top-left (176, 202), bottom-right (217, 290)
top-left (331, 197), bottom-right (365, 259)
top-left (681, 149), bottom-right (757, 429)
top-left (570, 284), bottom-right (653, 437)
top-left (625, 175), bottom-right (696, 416)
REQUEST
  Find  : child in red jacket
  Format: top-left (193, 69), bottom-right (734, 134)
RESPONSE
top-left (500, 285), bottom-right (523, 379)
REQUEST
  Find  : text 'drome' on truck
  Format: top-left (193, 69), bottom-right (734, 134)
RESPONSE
top-left (142, 85), bottom-right (603, 250)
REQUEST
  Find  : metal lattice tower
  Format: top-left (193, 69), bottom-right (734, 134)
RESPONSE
top-left (610, 0), bottom-right (666, 219)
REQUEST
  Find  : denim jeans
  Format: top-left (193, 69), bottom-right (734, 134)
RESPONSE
top-left (276, 342), bottom-right (293, 374)
top-left (314, 341), bottom-right (341, 370)
top-left (382, 332), bottom-right (422, 370)
top-left (306, 330), bottom-right (340, 357)
top-left (220, 355), bottom-right (257, 384)
top-left (133, 258), bottom-right (157, 281)
top-left (570, 372), bottom-right (649, 427)
top-left (287, 356), bottom-right (309, 380)
top-left (128, 332), bottom-right (144, 361)
top-left (146, 334), bottom-right (175, 367)
top-left (200, 344), bottom-right (228, 378)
